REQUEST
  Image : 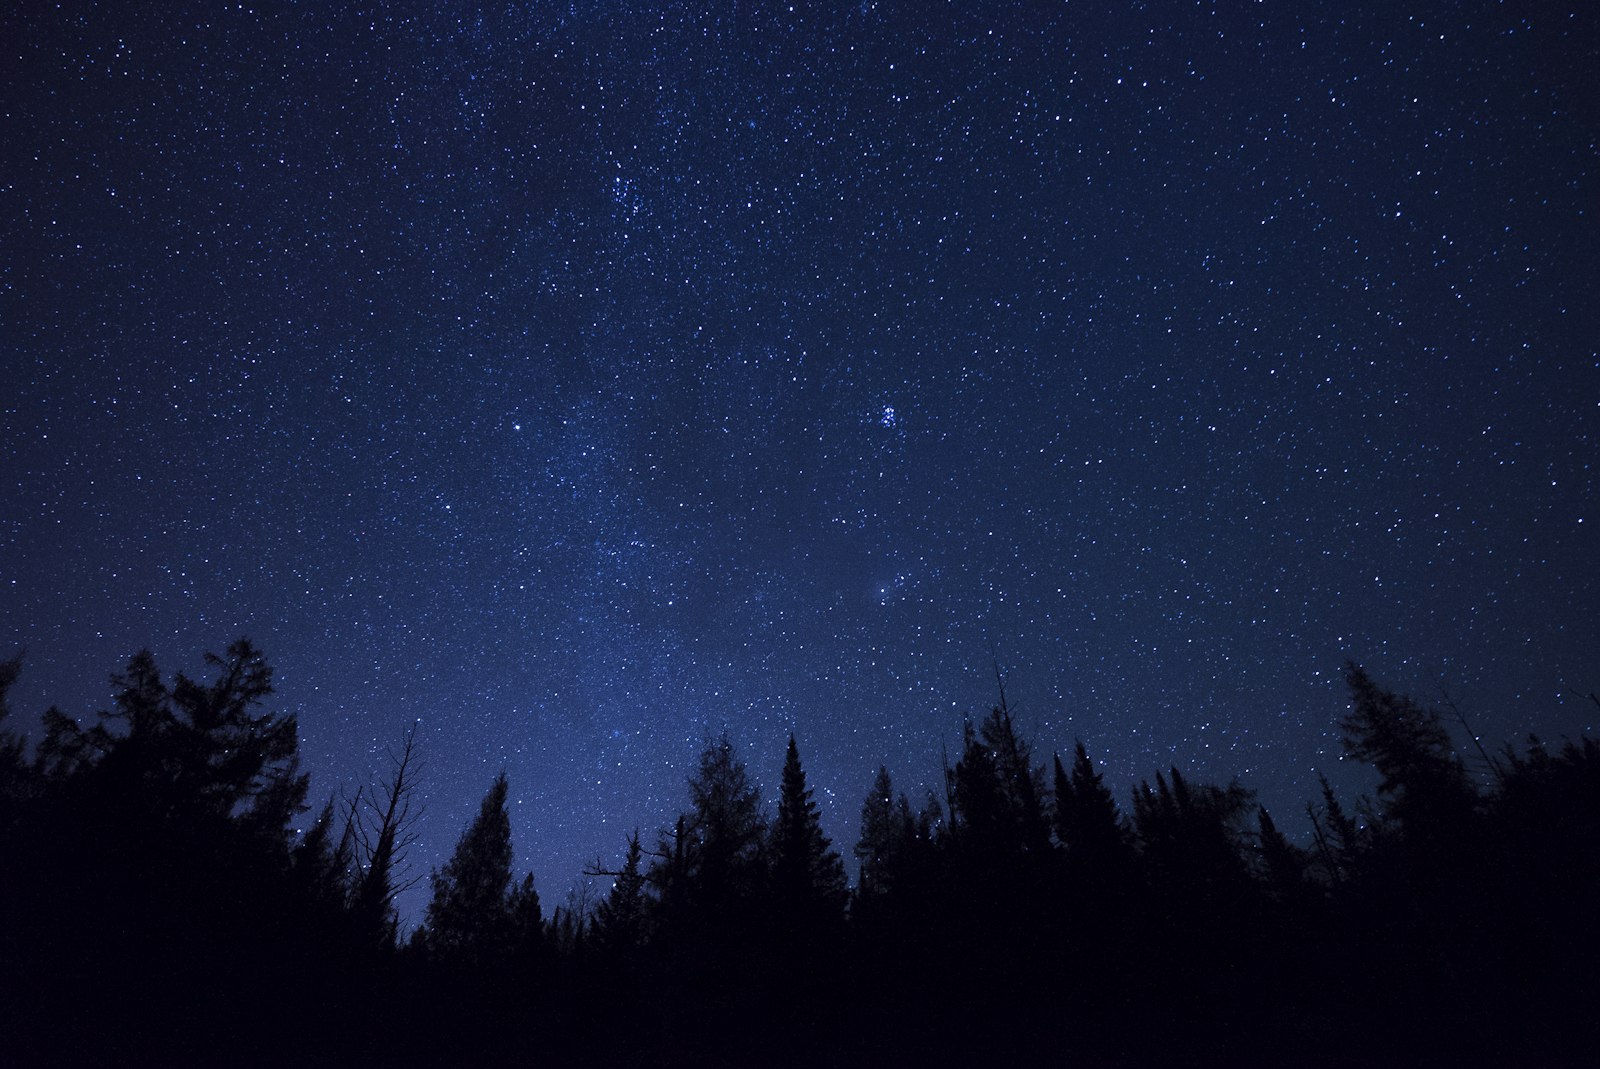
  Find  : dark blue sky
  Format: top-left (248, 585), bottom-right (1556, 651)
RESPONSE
top-left (4, 1), bottom-right (1596, 921)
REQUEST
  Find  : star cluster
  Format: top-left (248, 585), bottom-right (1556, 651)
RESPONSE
top-left (4, 2), bottom-right (1596, 918)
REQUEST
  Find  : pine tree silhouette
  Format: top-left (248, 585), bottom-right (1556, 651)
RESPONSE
top-left (1340, 663), bottom-right (1477, 837)
top-left (1254, 805), bottom-right (1309, 902)
top-left (948, 705), bottom-right (1049, 857)
top-left (7, 641), bottom-right (1599, 1066)
top-left (662, 733), bottom-right (766, 917)
top-left (0, 653), bottom-right (30, 816)
top-left (423, 772), bottom-right (516, 968)
top-left (591, 831), bottom-right (647, 958)
top-left (1053, 740), bottom-right (1131, 874)
top-left (854, 765), bottom-right (898, 899)
top-left (770, 735), bottom-right (847, 926)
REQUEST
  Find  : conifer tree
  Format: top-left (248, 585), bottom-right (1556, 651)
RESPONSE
top-left (291, 796), bottom-right (351, 913)
top-left (4, 643), bottom-right (320, 1064)
top-left (855, 766), bottom-right (898, 898)
top-left (548, 901), bottom-right (586, 958)
top-left (591, 831), bottom-right (647, 957)
top-left (1132, 767), bottom-right (1254, 894)
top-left (169, 641), bottom-right (304, 832)
top-left (1054, 741), bottom-right (1130, 871)
top-left (424, 773), bottom-right (515, 967)
top-left (0, 654), bottom-right (30, 811)
top-left (1340, 664), bottom-right (1476, 834)
top-left (770, 735), bottom-right (847, 922)
top-left (1052, 752), bottom-right (1075, 846)
top-left (948, 706), bottom-right (1049, 856)
top-left (34, 642), bottom-right (306, 836)
top-left (672, 734), bottom-right (767, 913)
top-left (650, 814), bottom-right (693, 921)
top-left (897, 790), bottom-right (945, 895)
top-left (1254, 805), bottom-right (1308, 901)
top-left (506, 871), bottom-right (548, 970)
top-left (1308, 771), bottom-right (1362, 882)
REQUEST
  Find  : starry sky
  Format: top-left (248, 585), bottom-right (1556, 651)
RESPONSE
top-left (4, 1), bottom-right (1596, 920)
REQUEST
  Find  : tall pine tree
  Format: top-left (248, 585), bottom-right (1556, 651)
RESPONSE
top-left (1053, 741), bottom-right (1132, 876)
top-left (424, 773), bottom-right (515, 968)
top-left (855, 766), bottom-right (898, 899)
top-left (666, 734), bottom-right (767, 915)
top-left (948, 705), bottom-right (1049, 857)
top-left (770, 735), bottom-right (847, 925)
top-left (591, 831), bottom-right (647, 958)
top-left (1340, 663), bottom-right (1477, 836)
top-left (1254, 805), bottom-right (1309, 902)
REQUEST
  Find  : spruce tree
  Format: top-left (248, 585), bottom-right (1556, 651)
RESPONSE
top-left (948, 716), bottom-right (1006, 847)
top-left (35, 641), bottom-right (306, 836)
top-left (425, 773), bottom-right (515, 967)
top-left (770, 735), bottom-right (847, 923)
top-left (675, 734), bottom-right (766, 912)
top-left (948, 706), bottom-right (1049, 857)
top-left (1132, 767), bottom-right (1254, 895)
top-left (290, 796), bottom-right (352, 916)
top-left (1310, 771), bottom-right (1362, 881)
top-left (1052, 752), bottom-right (1075, 847)
top-left (1254, 805), bottom-right (1308, 901)
top-left (0, 654), bottom-right (31, 814)
top-left (855, 766), bottom-right (898, 898)
top-left (591, 832), bottom-right (647, 957)
top-left (169, 641), bottom-right (305, 833)
top-left (506, 871), bottom-right (547, 971)
top-left (1055, 741), bottom-right (1129, 870)
top-left (1340, 663), bottom-right (1476, 834)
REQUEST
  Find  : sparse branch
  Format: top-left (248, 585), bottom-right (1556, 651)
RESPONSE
top-left (1436, 678), bottom-right (1506, 788)
top-left (584, 826), bottom-right (677, 888)
top-left (1569, 689), bottom-right (1600, 713)
top-left (345, 725), bottom-right (426, 940)
top-left (1306, 799), bottom-right (1341, 884)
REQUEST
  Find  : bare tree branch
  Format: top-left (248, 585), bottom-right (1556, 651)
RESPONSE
top-left (1568, 689), bottom-right (1600, 713)
top-left (1435, 677), bottom-right (1505, 788)
top-left (344, 725), bottom-right (425, 941)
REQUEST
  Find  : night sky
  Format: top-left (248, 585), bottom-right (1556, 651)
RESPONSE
top-left (4, 1), bottom-right (1596, 921)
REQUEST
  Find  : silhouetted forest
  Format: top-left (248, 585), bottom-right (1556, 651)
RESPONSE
top-left (2, 643), bottom-right (1596, 1066)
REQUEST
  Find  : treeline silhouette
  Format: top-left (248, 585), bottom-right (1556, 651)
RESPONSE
top-left (1, 643), bottom-right (1596, 1066)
